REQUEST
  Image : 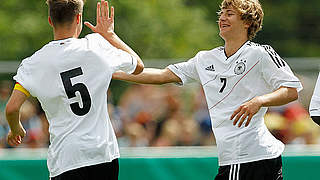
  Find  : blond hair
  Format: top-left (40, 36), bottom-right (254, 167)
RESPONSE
top-left (46, 0), bottom-right (85, 26)
top-left (220, 0), bottom-right (264, 40)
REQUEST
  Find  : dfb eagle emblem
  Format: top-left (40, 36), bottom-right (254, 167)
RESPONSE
top-left (234, 59), bottom-right (246, 75)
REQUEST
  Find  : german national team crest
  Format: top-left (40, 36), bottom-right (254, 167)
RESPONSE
top-left (234, 59), bottom-right (246, 75)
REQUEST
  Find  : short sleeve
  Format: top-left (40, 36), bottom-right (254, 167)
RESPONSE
top-left (86, 33), bottom-right (137, 74)
top-left (13, 58), bottom-right (33, 95)
top-left (167, 53), bottom-right (200, 85)
top-left (310, 73), bottom-right (320, 116)
top-left (260, 45), bottom-right (303, 92)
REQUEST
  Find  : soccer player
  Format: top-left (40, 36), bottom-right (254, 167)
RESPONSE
top-left (113, 0), bottom-right (302, 179)
top-left (309, 73), bottom-right (320, 126)
top-left (6, 0), bottom-right (143, 179)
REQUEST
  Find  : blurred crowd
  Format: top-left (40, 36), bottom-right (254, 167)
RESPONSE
top-left (0, 80), bottom-right (319, 148)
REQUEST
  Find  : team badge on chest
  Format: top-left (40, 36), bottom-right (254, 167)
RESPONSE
top-left (234, 59), bottom-right (246, 75)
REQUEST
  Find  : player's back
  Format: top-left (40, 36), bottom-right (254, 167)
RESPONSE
top-left (23, 35), bottom-right (112, 138)
top-left (14, 33), bottom-right (129, 176)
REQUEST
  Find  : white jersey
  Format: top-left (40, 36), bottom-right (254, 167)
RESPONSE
top-left (168, 41), bottom-right (302, 166)
top-left (13, 33), bottom-right (137, 177)
top-left (310, 73), bottom-right (320, 116)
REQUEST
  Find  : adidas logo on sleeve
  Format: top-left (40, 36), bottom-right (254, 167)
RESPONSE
top-left (205, 64), bottom-right (215, 71)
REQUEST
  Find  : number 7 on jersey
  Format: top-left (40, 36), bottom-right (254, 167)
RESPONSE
top-left (219, 78), bottom-right (227, 93)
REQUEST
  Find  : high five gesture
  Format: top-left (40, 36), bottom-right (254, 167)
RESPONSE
top-left (84, 0), bottom-right (115, 37)
top-left (84, 0), bottom-right (144, 75)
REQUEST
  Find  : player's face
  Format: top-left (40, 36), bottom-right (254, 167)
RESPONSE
top-left (218, 7), bottom-right (249, 41)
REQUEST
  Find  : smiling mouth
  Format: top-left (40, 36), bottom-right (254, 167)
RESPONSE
top-left (220, 24), bottom-right (230, 29)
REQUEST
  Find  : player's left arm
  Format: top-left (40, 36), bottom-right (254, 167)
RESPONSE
top-left (231, 86), bottom-right (298, 127)
top-left (84, 0), bottom-right (144, 75)
top-left (6, 83), bottom-right (29, 146)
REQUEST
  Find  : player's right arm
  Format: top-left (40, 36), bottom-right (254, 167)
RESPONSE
top-left (6, 83), bottom-right (29, 146)
top-left (113, 68), bottom-right (182, 85)
top-left (113, 53), bottom-right (200, 85)
top-left (84, 0), bottom-right (144, 75)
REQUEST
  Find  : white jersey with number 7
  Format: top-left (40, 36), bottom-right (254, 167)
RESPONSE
top-left (168, 41), bottom-right (302, 166)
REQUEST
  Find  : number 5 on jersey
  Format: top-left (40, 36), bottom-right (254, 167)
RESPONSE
top-left (60, 67), bottom-right (92, 116)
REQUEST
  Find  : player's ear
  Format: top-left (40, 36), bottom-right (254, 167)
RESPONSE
top-left (244, 21), bottom-right (251, 29)
top-left (76, 13), bottom-right (82, 24)
top-left (48, 16), bottom-right (53, 27)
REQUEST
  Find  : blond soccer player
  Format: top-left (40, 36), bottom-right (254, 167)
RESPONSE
top-left (6, 0), bottom-right (143, 179)
top-left (113, 0), bottom-right (302, 179)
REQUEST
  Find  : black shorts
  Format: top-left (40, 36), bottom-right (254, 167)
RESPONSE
top-left (215, 156), bottom-right (283, 180)
top-left (51, 159), bottom-right (119, 180)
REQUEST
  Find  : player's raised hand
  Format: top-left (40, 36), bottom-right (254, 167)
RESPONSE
top-left (230, 97), bottom-right (263, 128)
top-left (7, 123), bottom-right (26, 146)
top-left (84, 0), bottom-right (115, 37)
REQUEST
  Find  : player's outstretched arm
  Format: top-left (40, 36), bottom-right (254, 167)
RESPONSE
top-left (231, 86), bottom-right (298, 128)
top-left (6, 90), bottom-right (28, 146)
top-left (113, 68), bottom-right (182, 85)
top-left (84, 0), bottom-right (143, 74)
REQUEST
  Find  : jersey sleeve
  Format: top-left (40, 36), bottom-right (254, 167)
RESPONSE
top-left (167, 53), bottom-right (200, 85)
top-left (14, 83), bottom-right (30, 97)
top-left (260, 45), bottom-right (303, 92)
top-left (310, 73), bottom-right (320, 116)
top-left (86, 33), bottom-right (137, 74)
top-left (13, 58), bottom-right (33, 96)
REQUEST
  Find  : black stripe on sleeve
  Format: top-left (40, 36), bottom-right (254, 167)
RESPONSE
top-left (263, 45), bottom-right (286, 68)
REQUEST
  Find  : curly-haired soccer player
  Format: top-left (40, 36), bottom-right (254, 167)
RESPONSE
top-left (113, 0), bottom-right (302, 179)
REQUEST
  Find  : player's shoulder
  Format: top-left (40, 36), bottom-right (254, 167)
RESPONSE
top-left (18, 40), bottom-right (57, 71)
top-left (245, 41), bottom-right (280, 58)
top-left (84, 33), bottom-right (108, 44)
top-left (248, 42), bottom-right (288, 68)
top-left (247, 41), bottom-right (277, 53)
top-left (196, 46), bottom-right (225, 59)
top-left (83, 33), bottom-right (113, 50)
top-left (21, 44), bottom-right (48, 65)
top-left (206, 46), bottom-right (225, 54)
top-left (245, 41), bottom-right (265, 52)
top-left (84, 33), bottom-right (102, 40)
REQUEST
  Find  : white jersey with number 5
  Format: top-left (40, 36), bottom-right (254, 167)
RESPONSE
top-left (168, 41), bottom-right (302, 166)
top-left (13, 33), bottom-right (137, 177)
top-left (310, 73), bottom-right (320, 116)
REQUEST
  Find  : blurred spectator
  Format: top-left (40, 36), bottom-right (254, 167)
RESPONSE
top-left (0, 81), bottom-right (319, 148)
top-left (191, 86), bottom-right (215, 146)
top-left (118, 122), bottom-right (149, 147)
top-left (266, 101), bottom-right (320, 145)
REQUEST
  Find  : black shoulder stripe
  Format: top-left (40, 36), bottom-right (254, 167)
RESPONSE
top-left (262, 45), bottom-right (286, 68)
top-left (218, 46), bottom-right (224, 51)
top-left (173, 64), bottom-right (179, 69)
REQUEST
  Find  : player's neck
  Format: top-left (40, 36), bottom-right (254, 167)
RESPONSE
top-left (53, 26), bottom-right (78, 41)
top-left (224, 37), bottom-right (248, 58)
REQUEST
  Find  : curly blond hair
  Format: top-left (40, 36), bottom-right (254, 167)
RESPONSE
top-left (220, 0), bottom-right (264, 40)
